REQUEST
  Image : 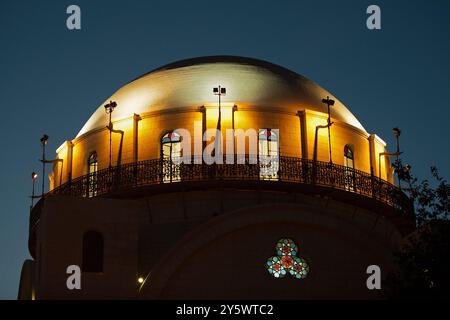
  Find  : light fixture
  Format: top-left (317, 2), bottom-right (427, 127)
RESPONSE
top-left (40, 134), bottom-right (49, 146)
top-left (321, 97), bottom-right (335, 106)
top-left (137, 277), bottom-right (144, 284)
top-left (32, 172), bottom-right (38, 181)
top-left (392, 127), bottom-right (401, 138)
top-left (104, 100), bottom-right (117, 114)
top-left (213, 87), bottom-right (226, 95)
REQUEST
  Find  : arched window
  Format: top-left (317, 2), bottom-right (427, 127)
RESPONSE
top-left (344, 145), bottom-right (354, 169)
top-left (82, 231), bottom-right (103, 273)
top-left (259, 129), bottom-right (279, 180)
top-left (88, 152), bottom-right (98, 197)
top-left (161, 131), bottom-right (181, 183)
top-left (344, 145), bottom-right (355, 191)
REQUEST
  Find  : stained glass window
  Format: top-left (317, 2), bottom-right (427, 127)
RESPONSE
top-left (259, 129), bottom-right (279, 181)
top-left (161, 131), bottom-right (181, 183)
top-left (266, 256), bottom-right (285, 278)
top-left (266, 238), bottom-right (309, 280)
top-left (162, 131), bottom-right (181, 144)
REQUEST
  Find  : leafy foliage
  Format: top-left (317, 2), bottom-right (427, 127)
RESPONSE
top-left (387, 221), bottom-right (450, 299)
top-left (388, 162), bottom-right (450, 299)
top-left (394, 161), bottom-right (449, 226)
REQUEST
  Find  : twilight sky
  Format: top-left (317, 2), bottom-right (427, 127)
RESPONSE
top-left (0, 0), bottom-right (449, 299)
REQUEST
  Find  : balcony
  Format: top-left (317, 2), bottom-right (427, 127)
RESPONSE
top-left (27, 156), bottom-right (416, 257)
top-left (29, 156), bottom-right (413, 228)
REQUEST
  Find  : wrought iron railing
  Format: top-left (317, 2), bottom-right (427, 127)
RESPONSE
top-left (46, 156), bottom-right (413, 216)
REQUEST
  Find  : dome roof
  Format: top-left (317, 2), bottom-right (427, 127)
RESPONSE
top-left (76, 56), bottom-right (365, 138)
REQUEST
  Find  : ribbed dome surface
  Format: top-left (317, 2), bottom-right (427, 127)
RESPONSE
top-left (77, 56), bottom-right (365, 137)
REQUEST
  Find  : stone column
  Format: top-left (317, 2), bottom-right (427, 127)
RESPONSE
top-left (297, 111), bottom-right (308, 159)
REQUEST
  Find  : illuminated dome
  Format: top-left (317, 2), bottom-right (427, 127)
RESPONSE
top-left (77, 56), bottom-right (365, 137)
top-left (21, 56), bottom-right (414, 301)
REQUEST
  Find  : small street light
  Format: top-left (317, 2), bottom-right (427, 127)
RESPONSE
top-left (321, 96), bottom-right (335, 164)
top-left (104, 101), bottom-right (117, 168)
top-left (31, 172), bottom-right (38, 208)
top-left (213, 86), bottom-right (226, 131)
top-left (40, 134), bottom-right (49, 196)
top-left (212, 87), bottom-right (226, 160)
top-left (378, 128), bottom-right (403, 188)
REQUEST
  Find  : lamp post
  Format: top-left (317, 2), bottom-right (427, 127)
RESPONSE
top-left (31, 172), bottom-right (38, 208)
top-left (321, 96), bottom-right (335, 164)
top-left (213, 86), bottom-right (226, 160)
top-left (393, 127), bottom-right (402, 188)
top-left (378, 128), bottom-right (402, 186)
top-left (40, 134), bottom-right (49, 196)
top-left (213, 86), bottom-right (226, 131)
top-left (104, 101), bottom-right (117, 169)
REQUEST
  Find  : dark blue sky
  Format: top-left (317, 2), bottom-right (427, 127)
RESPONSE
top-left (0, 0), bottom-right (449, 299)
